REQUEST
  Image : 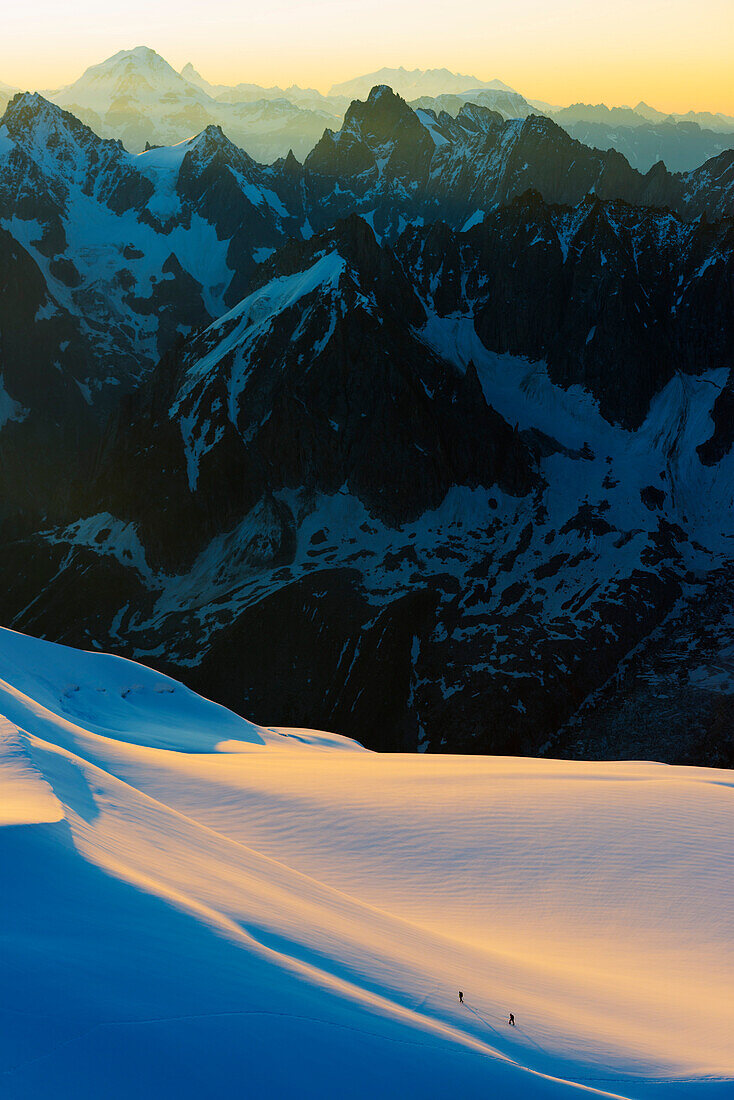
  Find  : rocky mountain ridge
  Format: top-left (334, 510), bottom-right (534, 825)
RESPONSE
top-left (0, 85), bottom-right (732, 764)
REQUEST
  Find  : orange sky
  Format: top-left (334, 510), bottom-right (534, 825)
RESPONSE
top-left (1, 0), bottom-right (732, 114)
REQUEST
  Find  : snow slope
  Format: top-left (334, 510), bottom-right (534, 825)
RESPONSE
top-left (1, 627), bottom-right (732, 1098)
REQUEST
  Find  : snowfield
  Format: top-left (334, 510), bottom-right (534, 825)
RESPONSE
top-left (0, 628), bottom-right (732, 1098)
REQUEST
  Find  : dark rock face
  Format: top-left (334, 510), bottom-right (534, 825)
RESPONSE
top-left (546, 566), bottom-right (734, 769)
top-left (308, 85), bottom-right (436, 187)
top-left (0, 227), bottom-right (99, 529)
top-left (189, 570), bottom-right (441, 751)
top-left (398, 194), bottom-right (734, 427)
top-left (697, 369), bottom-right (734, 465)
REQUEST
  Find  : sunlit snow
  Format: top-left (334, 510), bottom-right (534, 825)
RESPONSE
top-left (1, 628), bottom-right (732, 1098)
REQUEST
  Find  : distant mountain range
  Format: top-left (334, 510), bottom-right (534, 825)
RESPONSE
top-left (179, 62), bottom-right (352, 115)
top-left (556, 101), bottom-right (734, 131)
top-left (35, 46), bottom-right (333, 161)
top-left (3, 47), bottom-right (734, 172)
top-left (329, 66), bottom-right (516, 100)
top-left (634, 100), bottom-right (734, 130)
top-left (0, 84), bottom-right (732, 765)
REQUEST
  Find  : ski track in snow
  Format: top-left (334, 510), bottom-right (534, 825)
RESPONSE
top-left (1, 628), bottom-right (732, 1098)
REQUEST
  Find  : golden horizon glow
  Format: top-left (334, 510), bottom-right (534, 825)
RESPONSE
top-left (1, 0), bottom-right (733, 115)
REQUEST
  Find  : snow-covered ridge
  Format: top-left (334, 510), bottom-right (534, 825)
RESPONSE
top-left (0, 626), bottom-right (359, 754)
top-left (205, 248), bottom-right (347, 340)
top-left (0, 626), bottom-right (732, 1096)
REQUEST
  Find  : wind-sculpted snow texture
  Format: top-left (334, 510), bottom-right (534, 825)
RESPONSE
top-left (0, 83), bottom-right (733, 762)
top-left (0, 628), bottom-right (732, 1098)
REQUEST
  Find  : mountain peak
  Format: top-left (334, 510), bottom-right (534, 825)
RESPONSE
top-left (456, 101), bottom-right (504, 133)
top-left (129, 45), bottom-right (159, 59)
top-left (520, 112), bottom-right (566, 139)
top-left (72, 46), bottom-right (186, 93)
top-left (89, 46), bottom-right (173, 74)
top-left (345, 84), bottom-right (417, 135)
top-left (111, 45), bottom-right (169, 66)
top-left (180, 62), bottom-right (212, 92)
top-left (307, 84), bottom-right (427, 178)
top-left (3, 89), bottom-right (44, 114)
top-left (165, 122), bottom-right (255, 177)
top-left (4, 89), bottom-right (51, 114)
top-left (194, 122), bottom-right (229, 145)
top-left (367, 84), bottom-right (394, 104)
top-left (282, 148), bottom-right (303, 175)
top-left (1, 91), bottom-right (91, 141)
